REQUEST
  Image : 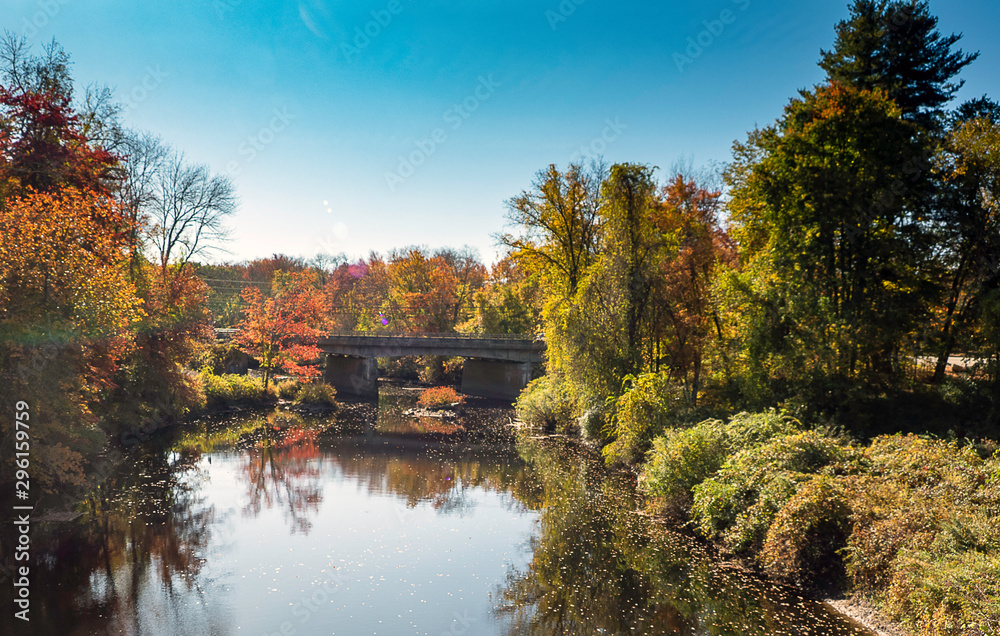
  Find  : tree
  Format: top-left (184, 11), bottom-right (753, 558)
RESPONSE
top-left (819, 1), bottom-right (978, 127)
top-left (952, 96), bottom-right (1000, 126)
top-left (929, 115), bottom-right (1000, 381)
top-left (723, 83), bottom-right (928, 391)
top-left (499, 162), bottom-right (603, 298)
top-left (385, 248), bottom-right (460, 333)
top-left (234, 271), bottom-right (324, 389)
top-left (117, 131), bottom-right (169, 277)
top-left (433, 246), bottom-right (487, 326)
top-left (546, 163), bottom-right (663, 406)
top-left (0, 188), bottom-right (142, 489)
top-left (148, 150), bottom-right (237, 277)
top-left (652, 175), bottom-right (735, 403)
top-left (460, 255), bottom-right (541, 335)
top-left (0, 36), bottom-right (119, 199)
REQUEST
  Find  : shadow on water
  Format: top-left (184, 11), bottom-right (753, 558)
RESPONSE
top-left (0, 384), bottom-right (876, 635)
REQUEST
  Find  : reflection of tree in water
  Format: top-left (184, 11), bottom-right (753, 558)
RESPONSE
top-left (239, 415), bottom-right (323, 535)
top-left (326, 447), bottom-right (540, 517)
top-left (1, 447), bottom-right (222, 636)
top-left (496, 436), bottom-right (663, 635)
top-left (496, 436), bottom-right (873, 636)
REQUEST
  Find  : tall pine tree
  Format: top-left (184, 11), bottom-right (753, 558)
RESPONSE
top-left (819, 1), bottom-right (977, 128)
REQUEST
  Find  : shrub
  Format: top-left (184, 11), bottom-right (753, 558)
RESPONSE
top-left (844, 435), bottom-right (993, 594)
top-left (641, 410), bottom-right (800, 519)
top-left (276, 378), bottom-right (301, 400)
top-left (761, 474), bottom-right (852, 588)
top-left (515, 375), bottom-right (576, 432)
top-left (293, 382), bottom-right (337, 406)
top-left (691, 431), bottom-right (851, 555)
top-left (724, 409), bottom-right (801, 449)
top-left (200, 368), bottom-right (234, 409)
top-left (198, 368), bottom-right (275, 410)
top-left (886, 549), bottom-right (1000, 636)
top-left (640, 419), bottom-right (729, 518)
top-left (603, 373), bottom-right (680, 465)
top-left (417, 386), bottom-right (464, 408)
top-left (577, 401), bottom-right (610, 440)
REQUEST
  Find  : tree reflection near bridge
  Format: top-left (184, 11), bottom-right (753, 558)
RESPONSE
top-left (240, 415), bottom-right (324, 534)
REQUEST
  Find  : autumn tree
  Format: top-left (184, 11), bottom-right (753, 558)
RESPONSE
top-left (499, 162), bottom-right (603, 298)
top-left (0, 189), bottom-right (142, 489)
top-left (434, 246), bottom-right (487, 325)
top-left (0, 35), bottom-right (119, 199)
top-left (234, 271), bottom-right (324, 389)
top-left (460, 255), bottom-right (541, 335)
top-left (928, 114), bottom-right (1000, 381)
top-left (652, 175), bottom-right (735, 403)
top-left (722, 83), bottom-right (929, 399)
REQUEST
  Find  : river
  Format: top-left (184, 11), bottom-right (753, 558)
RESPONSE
top-left (1, 383), bottom-right (877, 635)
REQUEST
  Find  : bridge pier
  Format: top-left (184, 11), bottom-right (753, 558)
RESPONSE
top-left (324, 355), bottom-right (378, 399)
top-left (460, 359), bottom-right (533, 402)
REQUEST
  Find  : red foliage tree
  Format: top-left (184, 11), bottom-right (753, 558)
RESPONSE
top-left (0, 85), bottom-right (119, 199)
top-left (652, 175), bottom-right (736, 402)
top-left (234, 271), bottom-right (324, 388)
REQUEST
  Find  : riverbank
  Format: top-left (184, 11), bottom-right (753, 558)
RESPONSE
top-left (630, 410), bottom-right (999, 636)
top-left (825, 596), bottom-right (912, 636)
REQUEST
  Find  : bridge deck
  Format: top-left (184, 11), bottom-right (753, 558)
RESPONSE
top-left (317, 333), bottom-right (545, 363)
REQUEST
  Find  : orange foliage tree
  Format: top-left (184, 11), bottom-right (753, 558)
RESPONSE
top-left (0, 188), bottom-right (142, 490)
top-left (652, 175), bottom-right (736, 401)
top-left (234, 271), bottom-right (324, 388)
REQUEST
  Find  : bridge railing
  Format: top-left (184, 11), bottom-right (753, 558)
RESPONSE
top-left (322, 331), bottom-right (544, 341)
top-left (217, 328), bottom-right (545, 342)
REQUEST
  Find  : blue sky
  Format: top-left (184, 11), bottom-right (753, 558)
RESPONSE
top-left (7, 0), bottom-right (1000, 264)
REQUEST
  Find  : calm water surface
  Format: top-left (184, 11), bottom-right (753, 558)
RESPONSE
top-left (1, 385), bottom-right (876, 635)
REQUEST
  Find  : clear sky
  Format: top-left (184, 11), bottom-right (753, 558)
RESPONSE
top-left (7, 0), bottom-right (1000, 265)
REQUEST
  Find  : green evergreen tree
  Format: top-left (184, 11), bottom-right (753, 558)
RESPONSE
top-left (819, 1), bottom-right (978, 128)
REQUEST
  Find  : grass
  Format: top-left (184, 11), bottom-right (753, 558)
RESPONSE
top-left (197, 368), bottom-right (276, 410)
top-left (293, 382), bottom-right (338, 406)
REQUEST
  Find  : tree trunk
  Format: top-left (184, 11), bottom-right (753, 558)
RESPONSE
top-left (933, 266), bottom-right (967, 383)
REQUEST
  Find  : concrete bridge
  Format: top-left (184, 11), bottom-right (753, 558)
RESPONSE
top-left (318, 333), bottom-right (546, 401)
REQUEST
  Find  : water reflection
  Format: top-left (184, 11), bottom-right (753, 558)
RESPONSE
top-left (0, 447), bottom-right (220, 635)
top-left (0, 386), bottom-right (876, 636)
top-left (496, 436), bottom-right (874, 636)
top-left (240, 418), bottom-right (324, 534)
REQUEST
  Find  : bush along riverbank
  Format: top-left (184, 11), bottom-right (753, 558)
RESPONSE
top-left (637, 410), bottom-right (1000, 636)
top-left (197, 368), bottom-right (337, 414)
